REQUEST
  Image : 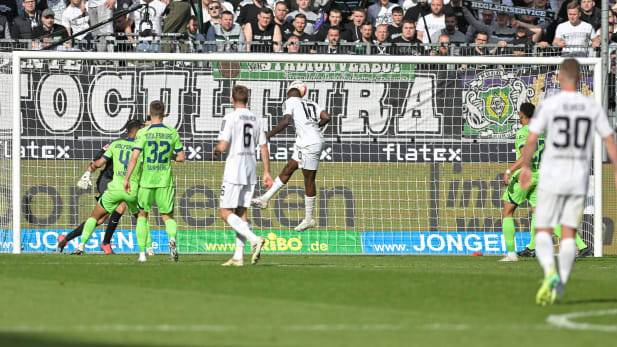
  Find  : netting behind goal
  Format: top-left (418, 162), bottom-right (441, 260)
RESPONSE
top-left (8, 52), bottom-right (608, 255)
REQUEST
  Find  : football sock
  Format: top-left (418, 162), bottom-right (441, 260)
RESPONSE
top-left (574, 234), bottom-right (587, 250)
top-left (80, 217), bottom-right (97, 245)
top-left (66, 222), bottom-right (85, 242)
top-left (233, 232), bottom-right (246, 259)
top-left (262, 177), bottom-right (285, 203)
top-left (165, 219), bottom-right (177, 241)
top-left (502, 217), bottom-right (515, 253)
top-left (528, 213), bottom-right (536, 250)
top-left (558, 238), bottom-right (577, 284)
top-left (553, 224), bottom-right (561, 238)
top-left (535, 232), bottom-right (555, 275)
top-left (305, 195), bottom-right (316, 221)
top-left (102, 211), bottom-right (122, 244)
top-left (136, 218), bottom-right (148, 253)
top-left (146, 221), bottom-right (152, 248)
top-left (227, 213), bottom-right (258, 244)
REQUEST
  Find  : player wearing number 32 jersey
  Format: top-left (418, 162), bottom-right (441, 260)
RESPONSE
top-left (252, 81), bottom-right (331, 232)
top-left (520, 58), bottom-right (617, 305)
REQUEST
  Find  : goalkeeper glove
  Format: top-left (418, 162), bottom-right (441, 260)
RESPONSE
top-left (77, 171), bottom-right (92, 189)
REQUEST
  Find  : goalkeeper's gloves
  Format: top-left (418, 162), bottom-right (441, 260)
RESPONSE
top-left (77, 171), bottom-right (92, 189)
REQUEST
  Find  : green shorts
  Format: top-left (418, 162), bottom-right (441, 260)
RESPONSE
top-left (502, 175), bottom-right (538, 207)
top-left (99, 188), bottom-right (139, 215)
top-left (138, 185), bottom-right (175, 214)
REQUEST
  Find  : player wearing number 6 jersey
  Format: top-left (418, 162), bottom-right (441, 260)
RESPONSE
top-left (252, 81), bottom-right (331, 232)
top-left (214, 85), bottom-right (273, 266)
top-left (520, 58), bottom-right (617, 305)
top-left (124, 101), bottom-right (186, 263)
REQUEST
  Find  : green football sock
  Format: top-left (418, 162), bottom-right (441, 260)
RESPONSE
top-left (503, 217), bottom-right (515, 253)
top-left (575, 233), bottom-right (587, 250)
top-left (165, 218), bottom-right (177, 241)
top-left (136, 218), bottom-right (148, 252)
top-left (528, 213), bottom-right (536, 250)
top-left (554, 224), bottom-right (562, 238)
top-left (80, 217), bottom-right (97, 245)
top-left (146, 221), bottom-right (152, 248)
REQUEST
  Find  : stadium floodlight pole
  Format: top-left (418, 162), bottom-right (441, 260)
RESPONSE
top-left (43, 3), bottom-right (146, 51)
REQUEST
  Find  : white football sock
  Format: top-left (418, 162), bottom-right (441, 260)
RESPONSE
top-left (227, 213), bottom-right (258, 244)
top-left (262, 177), bottom-right (285, 203)
top-left (305, 195), bottom-right (316, 221)
top-left (558, 238), bottom-right (577, 284)
top-left (233, 232), bottom-right (246, 259)
top-left (535, 232), bottom-right (555, 275)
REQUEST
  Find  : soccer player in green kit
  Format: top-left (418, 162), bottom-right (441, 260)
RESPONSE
top-left (72, 120), bottom-right (148, 255)
top-left (124, 100), bottom-right (185, 262)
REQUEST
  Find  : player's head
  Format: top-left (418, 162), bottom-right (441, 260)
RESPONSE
top-left (558, 58), bottom-right (581, 87)
top-left (232, 85), bottom-right (249, 106)
top-left (126, 119), bottom-right (144, 138)
top-left (519, 102), bottom-right (535, 123)
top-left (287, 80), bottom-right (306, 98)
top-left (149, 100), bottom-right (165, 120)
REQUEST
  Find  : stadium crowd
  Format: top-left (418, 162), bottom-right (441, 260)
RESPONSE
top-left (0, 0), bottom-right (615, 55)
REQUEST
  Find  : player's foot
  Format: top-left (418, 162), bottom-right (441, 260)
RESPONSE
top-left (251, 237), bottom-right (266, 265)
top-left (576, 247), bottom-right (592, 259)
top-left (551, 281), bottom-right (565, 303)
top-left (146, 248), bottom-right (155, 256)
top-left (517, 247), bottom-right (536, 257)
top-left (57, 234), bottom-right (67, 253)
top-left (221, 258), bottom-right (244, 267)
top-left (251, 197), bottom-right (268, 209)
top-left (138, 254), bottom-right (147, 262)
top-left (100, 242), bottom-right (114, 255)
top-left (71, 246), bottom-right (84, 255)
top-left (294, 218), bottom-right (316, 232)
top-left (536, 269), bottom-right (560, 306)
top-left (169, 239), bottom-right (178, 262)
top-left (498, 254), bottom-right (519, 262)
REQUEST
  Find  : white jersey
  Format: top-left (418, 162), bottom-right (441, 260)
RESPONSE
top-left (217, 108), bottom-right (267, 185)
top-left (529, 91), bottom-right (613, 195)
top-left (282, 97), bottom-right (324, 147)
top-left (555, 21), bottom-right (597, 55)
top-left (416, 13), bottom-right (445, 44)
top-left (62, 6), bottom-right (90, 40)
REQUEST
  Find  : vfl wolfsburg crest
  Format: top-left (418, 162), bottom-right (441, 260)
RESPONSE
top-left (463, 70), bottom-right (535, 137)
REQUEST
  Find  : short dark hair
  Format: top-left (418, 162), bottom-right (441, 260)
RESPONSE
top-left (328, 27), bottom-right (340, 34)
top-left (150, 100), bottom-right (165, 118)
top-left (232, 85), bottom-right (249, 104)
top-left (566, 0), bottom-right (580, 11)
top-left (520, 103), bottom-right (535, 118)
top-left (221, 10), bottom-right (233, 17)
top-left (475, 31), bottom-right (489, 39)
top-left (391, 6), bottom-right (403, 14)
top-left (126, 119), bottom-right (144, 132)
top-left (259, 7), bottom-right (273, 16)
top-left (294, 13), bottom-right (307, 21)
top-left (329, 8), bottom-right (341, 15)
top-left (402, 19), bottom-right (416, 26)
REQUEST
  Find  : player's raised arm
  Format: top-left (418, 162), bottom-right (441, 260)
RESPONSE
top-left (519, 131), bottom-right (539, 190)
top-left (266, 114), bottom-right (291, 140)
top-left (318, 110), bottom-right (331, 127)
top-left (123, 148), bottom-right (142, 194)
top-left (77, 156), bottom-right (107, 189)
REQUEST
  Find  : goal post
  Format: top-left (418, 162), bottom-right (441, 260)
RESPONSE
top-left (5, 51), bottom-right (606, 256)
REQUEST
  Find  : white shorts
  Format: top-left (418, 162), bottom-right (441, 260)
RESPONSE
top-left (535, 189), bottom-right (585, 229)
top-left (292, 142), bottom-right (324, 171)
top-left (220, 182), bottom-right (255, 209)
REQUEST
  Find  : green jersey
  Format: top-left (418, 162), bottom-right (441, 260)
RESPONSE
top-left (102, 138), bottom-right (142, 190)
top-left (515, 125), bottom-right (545, 173)
top-left (133, 123), bottom-right (183, 188)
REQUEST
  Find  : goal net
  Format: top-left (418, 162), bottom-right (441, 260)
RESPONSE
top-left (4, 51), bottom-right (609, 256)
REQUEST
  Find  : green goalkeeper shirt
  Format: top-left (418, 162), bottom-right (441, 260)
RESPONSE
top-left (514, 125), bottom-right (545, 178)
top-left (103, 138), bottom-right (142, 191)
top-left (133, 124), bottom-right (183, 188)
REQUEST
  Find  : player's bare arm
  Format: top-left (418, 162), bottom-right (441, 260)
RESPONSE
top-left (174, 150), bottom-right (186, 163)
top-left (77, 157), bottom-right (107, 189)
top-left (266, 114), bottom-right (292, 140)
top-left (503, 146), bottom-right (527, 185)
top-left (519, 131), bottom-right (539, 190)
top-left (318, 110), bottom-right (331, 127)
top-left (213, 140), bottom-right (229, 158)
top-left (123, 148), bottom-right (142, 194)
top-left (259, 143), bottom-right (273, 189)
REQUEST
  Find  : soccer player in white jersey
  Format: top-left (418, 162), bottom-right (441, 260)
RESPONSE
top-left (520, 59), bottom-right (617, 305)
top-left (214, 85), bottom-right (273, 266)
top-left (251, 81), bottom-right (331, 232)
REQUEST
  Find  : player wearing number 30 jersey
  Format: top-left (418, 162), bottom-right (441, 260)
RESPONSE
top-left (520, 58), bottom-right (617, 305)
top-left (252, 81), bottom-right (331, 232)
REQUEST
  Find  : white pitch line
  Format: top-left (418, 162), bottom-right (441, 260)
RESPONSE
top-left (547, 309), bottom-right (617, 332)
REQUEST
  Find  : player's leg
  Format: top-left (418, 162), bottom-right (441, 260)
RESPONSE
top-left (553, 224), bottom-right (591, 257)
top-left (100, 202), bottom-right (126, 254)
top-left (145, 221), bottom-right (155, 256)
top-left (136, 187), bottom-right (155, 262)
top-left (518, 186), bottom-right (538, 257)
top-left (534, 189), bottom-right (562, 305)
top-left (253, 159), bottom-right (299, 208)
top-left (72, 203), bottom-right (111, 255)
top-left (500, 200), bottom-right (518, 261)
top-left (156, 185), bottom-right (178, 262)
top-left (295, 168), bottom-right (318, 232)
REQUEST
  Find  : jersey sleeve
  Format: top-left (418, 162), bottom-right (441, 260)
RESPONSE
top-left (133, 129), bottom-right (145, 152)
top-left (528, 103), bottom-right (548, 134)
top-left (257, 119), bottom-right (267, 146)
top-left (217, 114), bottom-right (233, 142)
top-left (594, 105), bottom-right (613, 138)
top-left (515, 128), bottom-right (527, 152)
top-left (173, 130), bottom-right (183, 153)
top-left (101, 143), bottom-right (113, 160)
top-left (282, 99), bottom-right (292, 116)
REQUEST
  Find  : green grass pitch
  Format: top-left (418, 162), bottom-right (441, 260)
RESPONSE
top-left (1, 254), bottom-right (617, 346)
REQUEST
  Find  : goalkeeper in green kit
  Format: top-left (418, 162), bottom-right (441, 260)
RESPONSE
top-left (124, 101), bottom-right (185, 262)
top-left (501, 103), bottom-right (590, 261)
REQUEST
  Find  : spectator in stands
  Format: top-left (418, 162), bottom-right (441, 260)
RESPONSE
top-left (11, 0), bottom-right (42, 40)
top-left (440, 11), bottom-right (465, 44)
top-left (387, 6), bottom-right (402, 40)
top-left (0, 0), bottom-right (19, 22)
top-left (284, 13), bottom-right (310, 42)
top-left (392, 19), bottom-right (422, 55)
top-left (313, 26), bottom-right (346, 53)
top-left (580, 0), bottom-right (599, 30)
top-left (332, 0), bottom-right (363, 22)
top-left (503, 18), bottom-right (545, 55)
top-left (162, 0), bottom-right (193, 52)
top-left (284, 33), bottom-right (300, 52)
top-left (244, 7), bottom-right (281, 52)
top-left (33, 8), bottom-right (68, 47)
top-left (430, 34), bottom-right (451, 56)
top-left (372, 22), bottom-right (391, 54)
top-left (86, 0), bottom-right (114, 52)
top-left (236, 0), bottom-right (265, 28)
top-left (417, 0), bottom-right (445, 44)
top-left (46, 0), bottom-right (65, 22)
top-left (460, 31), bottom-right (491, 56)
top-left (463, 7), bottom-right (515, 43)
top-left (444, 0), bottom-right (468, 35)
top-left (62, 0), bottom-right (89, 39)
top-left (0, 14), bottom-right (11, 40)
top-left (128, 0), bottom-right (166, 52)
top-left (553, 1), bottom-right (598, 56)
top-left (207, 10), bottom-right (246, 52)
top-left (367, 0), bottom-right (396, 26)
top-left (286, 0), bottom-right (318, 35)
top-left (342, 7), bottom-right (364, 42)
top-left (181, 15), bottom-right (206, 53)
top-left (203, 1), bottom-right (222, 35)
top-left (404, 0), bottom-right (430, 23)
top-left (352, 21), bottom-right (372, 54)
top-left (464, 9), bottom-right (493, 43)
top-left (273, 1), bottom-right (290, 33)
top-left (312, 7), bottom-right (344, 41)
